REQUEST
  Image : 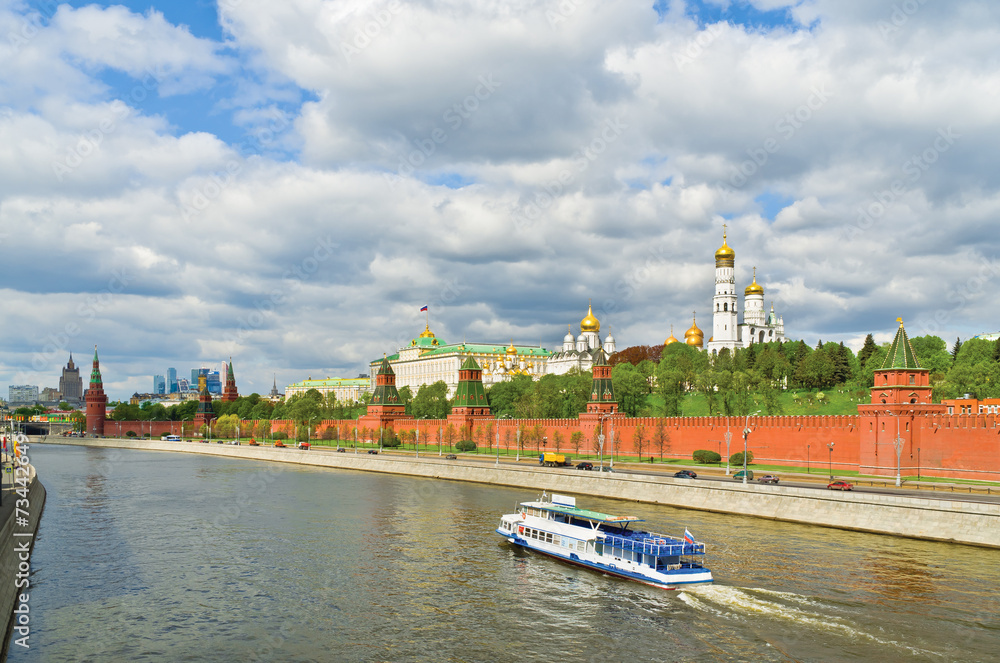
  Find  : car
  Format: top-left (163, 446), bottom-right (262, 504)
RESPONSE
top-left (297, 442), bottom-right (310, 450)
top-left (335, 447), bottom-right (347, 453)
top-left (598, 466), bottom-right (616, 473)
top-left (673, 470), bottom-right (697, 479)
top-left (828, 480), bottom-right (853, 491)
top-left (576, 462), bottom-right (594, 471)
top-left (445, 454), bottom-right (458, 460)
top-left (758, 475), bottom-right (779, 484)
top-left (229, 440), bottom-right (240, 445)
top-left (367, 449), bottom-right (378, 455)
top-left (733, 470), bottom-right (754, 481)
top-left (273, 441), bottom-right (287, 448)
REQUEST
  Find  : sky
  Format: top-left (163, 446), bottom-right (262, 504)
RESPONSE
top-left (2, 0), bottom-right (999, 401)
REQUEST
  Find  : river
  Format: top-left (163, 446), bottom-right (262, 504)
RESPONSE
top-left (9, 444), bottom-right (999, 662)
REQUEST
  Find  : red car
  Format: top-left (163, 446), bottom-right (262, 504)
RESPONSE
top-left (827, 480), bottom-right (853, 491)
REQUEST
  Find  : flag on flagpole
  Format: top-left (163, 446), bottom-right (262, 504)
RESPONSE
top-left (683, 528), bottom-right (695, 544)
top-left (420, 305), bottom-right (428, 312)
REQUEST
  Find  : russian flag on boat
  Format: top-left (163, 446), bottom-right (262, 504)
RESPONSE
top-left (683, 528), bottom-right (695, 544)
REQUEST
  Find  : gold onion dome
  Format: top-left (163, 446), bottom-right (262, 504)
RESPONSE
top-left (580, 303), bottom-right (600, 333)
top-left (418, 324), bottom-right (435, 338)
top-left (664, 325), bottom-right (679, 345)
top-left (506, 340), bottom-right (518, 355)
top-left (745, 267), bottom-right (764, 296)
top-left (684, 312), bottom-right (704, 347)
top-left (715, 228), bottom-right (735, 267)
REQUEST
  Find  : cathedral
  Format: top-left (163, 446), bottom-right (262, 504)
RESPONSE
top-left (546, 303), bottom-right (617, 375)
top-left (665, 228), bottom-right (785, 353)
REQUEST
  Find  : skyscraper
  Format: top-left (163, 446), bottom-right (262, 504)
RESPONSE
top-left (153, 375), bottom-right (166, 394)
top-left (167, 367), bottom-right (177, 393)
top-left (59, 354), bottom-right (84, 403)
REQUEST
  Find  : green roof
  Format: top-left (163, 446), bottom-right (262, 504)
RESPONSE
top-left (881, 319), bottom-right (922, 370)
top-left (287, 378), bottom-right (369, 388)
top-left (460, 356), bottom-right (481, 370)
top-left (523, 500), bottom-right (643, 525)
top-left (370, 344), bottom-right (551, 365)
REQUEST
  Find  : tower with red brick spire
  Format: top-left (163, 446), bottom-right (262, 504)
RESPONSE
top-left (584, 350), bottom-right (618, 415)
top-left (84, 345), bottom-right (107, 436)
top-left (359, 355), bottom-right (413, 434)
top-left (221, 359), bottom-right (238, 402)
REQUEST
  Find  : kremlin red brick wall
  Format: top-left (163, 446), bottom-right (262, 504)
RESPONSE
top-left (103, 413), bottom-right (1000, 481)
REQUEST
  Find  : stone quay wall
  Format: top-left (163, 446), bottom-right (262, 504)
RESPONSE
top-left (35, 436), bottom-right (1000, 549)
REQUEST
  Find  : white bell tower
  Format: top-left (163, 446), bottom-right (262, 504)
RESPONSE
top-left (708, 226), bottom-right (739, 354)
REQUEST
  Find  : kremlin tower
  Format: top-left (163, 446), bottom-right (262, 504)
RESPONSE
top-left (221, 359), bottom-right (239, 402)
top-left (84, 345), bottom-right (107, 436)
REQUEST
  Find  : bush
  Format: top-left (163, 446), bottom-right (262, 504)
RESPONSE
top-left (321, 427), bottom-right (336, 440)
top-left (455, 440), bottom-right (476, 452)
top-left (382, 432), bottom-right (401, 448)
top-left (271, 431), bottom-right (288, 440)
top-left (125, 430), bottom-right (137, 438)
top-left (730, 451), bottom-right (754, 466)
top-left (692, 449), bottom-right (721, 464)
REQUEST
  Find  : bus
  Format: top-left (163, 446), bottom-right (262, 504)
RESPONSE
top-left (163, 434), bottom-right (181, 442)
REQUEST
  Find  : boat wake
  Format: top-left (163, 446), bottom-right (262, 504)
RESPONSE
top-left (677, 585), bottom-right (943, 658)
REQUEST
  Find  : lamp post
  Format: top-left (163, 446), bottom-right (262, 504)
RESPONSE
top-left (597, 413), bottom-right (611, 472)
top-left (882, 410), bottom-right (905, 487)
top-left (725, 421), bottom-right (733, 475)
top-left (741, 410), bottom-right (761, 485)
top-left (807, 444), bottom-right (810, 474)
top-left (917, 447), bottom-right (921, 481)
top-left (827, 441), bottom-right (835, 480)
top-left (309, 416), bottom-right (317, 447)
top-left (439, 425), bottom-right (443, 457)
top-left (495, 431), bottom-right (500, 467)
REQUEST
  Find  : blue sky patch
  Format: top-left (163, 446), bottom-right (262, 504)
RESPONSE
top-left (655, 0), bottom-right (800, 31)
top-left (427, 172), bottom-right (476, 189)
top-left (755, 191), bottom-right (795, 220)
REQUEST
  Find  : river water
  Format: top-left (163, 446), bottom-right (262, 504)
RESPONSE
top-left (9, 444), bottom-right (999, 662)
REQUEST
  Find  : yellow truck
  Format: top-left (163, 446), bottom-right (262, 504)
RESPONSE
top-left (539, 453), bottom-right (571, 467)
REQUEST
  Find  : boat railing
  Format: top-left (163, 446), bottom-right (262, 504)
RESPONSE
top-left (599, 531), bottom-right (706, 556)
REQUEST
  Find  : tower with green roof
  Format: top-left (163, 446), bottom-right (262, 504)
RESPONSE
top-left (585, 350), bottom-right (618, 415)
top-left (85, 345), bottom-right (107, 436)
top-left (857, 318), bottom-right (945, 480)
top-left (360, 356), bottom-right (413, 434)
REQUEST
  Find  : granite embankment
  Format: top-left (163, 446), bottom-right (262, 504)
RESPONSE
top-left (35, 437), bottom-right (1000, 549)
top-left (1, 453), bottom-right (46, 662)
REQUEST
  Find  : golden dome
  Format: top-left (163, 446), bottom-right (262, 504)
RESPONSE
top-left (745, 266), bottom-right (764, 296)
top-left (715, 227), bottom-right (735, 267)
top-left (664, 325), bottom-right (679, 345)
top-left (684, 312), bottom-right (704, 348)
top-left (580, 302), bottom-right (600, 333)
top-left (418, 324), bottom-right (435, 338)
top-left (506, 340), bottom-right (517, 355)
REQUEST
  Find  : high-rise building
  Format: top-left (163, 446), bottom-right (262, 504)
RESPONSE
top-left (153, 375), bottom-right (166, 394)
top-left (59, 354), bottom-right (84, 403)
top-left (206, 370), bottom-right (221, 394)
top-left (8, 385), bottom-right (39, 405)
top-left (167, 367), bottom-right (177, 393)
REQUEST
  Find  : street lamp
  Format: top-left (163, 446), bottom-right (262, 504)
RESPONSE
top-left (827, 441), bottom-right (835, 480)
top-left (807, 444), bottom-right (810, 474)
top-left (882, 410), bottom-right (906, 487)
top-left (741, 410), bottom-right (761, 485)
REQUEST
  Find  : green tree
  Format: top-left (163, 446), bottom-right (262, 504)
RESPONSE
top-left (857, 333), bottom-right (878, 368)
top-left (411, 381), bottom-right (451, 419)
top-left (612, 363), bottom-right (648, 416)
top-left (398, 386), bottom-right (414, 414)
top-left (486, 374), bottom-right (533, 418)
top-left (951, 337), bottom-right (963, 362)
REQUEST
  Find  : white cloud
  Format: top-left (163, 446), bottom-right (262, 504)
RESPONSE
top-left (2, 0), bottom-right (1000, 398)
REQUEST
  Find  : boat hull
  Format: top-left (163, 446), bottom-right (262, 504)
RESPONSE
top-left (497, 529), bottom-right (713, 589)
